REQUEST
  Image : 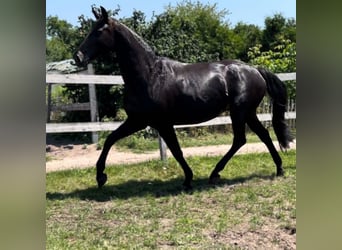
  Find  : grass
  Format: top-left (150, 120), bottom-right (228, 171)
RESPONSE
top-left (46, 155), bottom-right (53, 162)
top-left (46, 150), bottom-right (296, 249)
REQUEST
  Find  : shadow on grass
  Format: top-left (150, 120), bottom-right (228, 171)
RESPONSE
top-left (46, 173), bottom-right (279, 202)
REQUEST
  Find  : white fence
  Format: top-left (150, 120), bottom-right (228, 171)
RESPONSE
top-left (46, 70), bottom-right (296, 133)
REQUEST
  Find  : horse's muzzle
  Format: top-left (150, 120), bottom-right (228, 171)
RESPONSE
top-left (73, 51), bottom-right (88, 67)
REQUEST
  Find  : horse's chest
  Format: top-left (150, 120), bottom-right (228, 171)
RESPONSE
top-left (123, 92), bottom-right (155, 113)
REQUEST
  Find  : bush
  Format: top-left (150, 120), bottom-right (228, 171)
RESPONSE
top-left (248, 39), bottom-right (296, 99)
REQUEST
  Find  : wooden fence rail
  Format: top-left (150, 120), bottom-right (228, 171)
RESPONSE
top-left (46, 72), bottom-right (295, 85)
top-left (46, 71), bottom-right (296, 133)
top-left (46, 112), bottom-right (296, 133)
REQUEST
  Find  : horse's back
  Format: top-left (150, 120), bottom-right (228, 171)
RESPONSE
top-left (147, 59), bottom-right (230, 124)
top-left (144, 58), bottom-right (267, 124)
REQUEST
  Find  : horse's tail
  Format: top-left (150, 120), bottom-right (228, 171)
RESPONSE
top-left (257, 67), bottom-right (293, 150)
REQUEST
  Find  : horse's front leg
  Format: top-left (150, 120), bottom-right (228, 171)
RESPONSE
top-left (96, 118), bottom-right (145, 188)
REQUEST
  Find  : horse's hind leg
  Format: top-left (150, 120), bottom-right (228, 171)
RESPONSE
top-left (247, 113), bottom-right (284, 176)
top-left (209, 111), bottom-right (247, 184)
top-left (96, 118), bottom-right (145, 188)
top-left (157, 125), bottom-right (193, 190)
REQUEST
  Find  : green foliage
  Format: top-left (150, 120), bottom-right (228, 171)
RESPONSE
top-left (248, 39), bottom-right (296, 73)
top-left (233, 22), bottom-right (262, 61)
top-left (261, 14), bottom-right (296, 51)
top-left (115, 130), bottom-right (160, 153)
top-left (46, 85), bottom-right (72, 122)
top-left (114, 108), bottom-right (127, 121)
top-left (122, 10), bottom-right (149, 36)
top-left (46, 39), bottom-right (71, 62)
top-left (145, 0), bottom-right (236, 62)
top-left (248, 39), bottom-right (296, 99)
top-left (46, 16), bottom-right (79, 62)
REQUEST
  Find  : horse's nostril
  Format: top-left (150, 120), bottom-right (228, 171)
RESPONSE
top-left (76, 51), bottom-right (84, 62)
top-left (73, 51), bottom-right (87, 66)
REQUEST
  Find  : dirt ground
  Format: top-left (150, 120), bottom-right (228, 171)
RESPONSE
top-left (46, 140), bottom-right (296, 172)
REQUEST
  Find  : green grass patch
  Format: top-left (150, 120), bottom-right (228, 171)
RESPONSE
top-left (47, 150), bottom-right (296, 249)
top-left (46, 155), bottom-right (53, 162)
top-left (113, 128), bottom-right (292, 153)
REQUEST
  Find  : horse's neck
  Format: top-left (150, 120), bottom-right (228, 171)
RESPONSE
top-left (114, 24), bottom-right (156, 84)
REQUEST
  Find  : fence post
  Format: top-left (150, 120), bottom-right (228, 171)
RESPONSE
top-left (87, 64), bottom-right (99, 143)
top-left (158, 134), bottom-right (168, 162)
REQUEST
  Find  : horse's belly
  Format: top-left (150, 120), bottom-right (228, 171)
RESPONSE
top-left (170, 100), bottom-right (228, 125)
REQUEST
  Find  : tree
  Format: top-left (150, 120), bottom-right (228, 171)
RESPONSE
top-left (233, 22), bottom-right (262, 61)
top-left (122, 10), bottom-right (149, 36)
top-left (46, 16), bottom-right (78, 62)
top-left (145, 0), bottom-right (237, 63)
top-left (261, 14), bottom-right (296, 52)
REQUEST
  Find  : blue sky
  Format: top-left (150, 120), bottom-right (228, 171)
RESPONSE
top-left (46, 0), bottom-right (296, 28)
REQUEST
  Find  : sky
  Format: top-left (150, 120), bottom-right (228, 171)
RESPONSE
top-left (46, 0), bottom-right (296, 28)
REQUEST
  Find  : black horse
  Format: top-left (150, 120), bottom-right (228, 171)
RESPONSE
top-left (74, 6), bottom-right (293, 189)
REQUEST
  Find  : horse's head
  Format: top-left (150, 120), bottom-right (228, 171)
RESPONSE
top-left (73, 6), bottom-right (115, 67)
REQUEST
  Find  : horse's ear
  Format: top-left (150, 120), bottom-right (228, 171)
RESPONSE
top-left (92, 6), bottom-right (101, 20)
top-left (100, 6), bottom-right (108, 21)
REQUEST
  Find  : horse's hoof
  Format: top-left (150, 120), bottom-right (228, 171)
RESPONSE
top-left (182, 181), bottom-right (193, 191)
top-left (183, 185), bottom-right (193, 193)
top-left (96, 173), bottom-right (107, 188)
top-left (276, 168), bottom-right (284, 177)
top-left (209, 174), bottom-right (220, 185)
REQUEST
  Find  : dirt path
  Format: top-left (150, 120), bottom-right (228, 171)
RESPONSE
top-left (46, 140), bottom-right (296, 173)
